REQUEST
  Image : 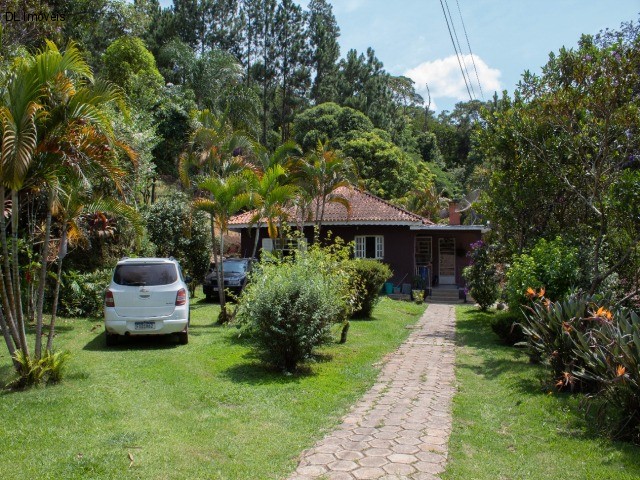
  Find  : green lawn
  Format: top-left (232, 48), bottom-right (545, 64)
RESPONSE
top-left (443, 306), bottom-right (640, 480)
top-left (0, 297), bottom-right (425, 480)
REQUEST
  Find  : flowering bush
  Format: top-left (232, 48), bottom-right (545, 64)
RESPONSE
top-left (462, 240), bottom-right (499, 310)
top-left (523, 290), bottom-right (640, 441)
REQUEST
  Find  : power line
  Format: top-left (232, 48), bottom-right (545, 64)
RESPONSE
top-left (443, 0), bottom-right (476, 99)
top-left (439, 0), bottom-right (473, 102)
top-left (455, 0), bottom-right (484, 100)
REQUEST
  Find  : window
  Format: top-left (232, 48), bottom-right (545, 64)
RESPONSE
top-left (415, 235), bottom-right (432, 266)
top-left (113, 263), bottom-right (178, 286)
top-left (354, 235), bottom-right (384, 259)
top-left (263, 238), bottom-right (307, 256)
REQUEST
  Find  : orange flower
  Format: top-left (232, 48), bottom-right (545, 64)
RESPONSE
top-left (616, 365), bottom-right (626, 377)
top-left (543, 298), bottom-right (552, 309)
top-left (562, 322), bottom-right (572, 333)
top-left (525, 287), bottom-right (536, 299)
top-left (595, 306), bottom-right (613, 322)
top-left (537, 287), bottom-right (546, 298)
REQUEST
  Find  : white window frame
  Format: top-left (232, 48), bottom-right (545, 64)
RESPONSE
top-left (273, 238), bottom-right (307, 255)
top-left (354, 235), bottom-right (384, 260)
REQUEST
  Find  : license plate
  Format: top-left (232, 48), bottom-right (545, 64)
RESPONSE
top-left (134, 321), bottom-right (155, 330)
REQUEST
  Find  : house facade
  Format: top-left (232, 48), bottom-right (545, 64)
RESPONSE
top-left (228, 187), bottom-right (487, 288)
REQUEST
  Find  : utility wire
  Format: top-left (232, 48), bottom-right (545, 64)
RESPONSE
top-left (456, 0), bottom-right (484, 99)
top-left (439, 0), bottom-right (473, 102)
top-left (443, 0), bottom-right (476, 99)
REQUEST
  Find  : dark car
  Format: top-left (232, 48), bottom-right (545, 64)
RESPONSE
top-left (202, 258), bottom-right (253, 301)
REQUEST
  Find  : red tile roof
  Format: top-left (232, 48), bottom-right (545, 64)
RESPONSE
top-left (229, 186), bottom-right (434, 227)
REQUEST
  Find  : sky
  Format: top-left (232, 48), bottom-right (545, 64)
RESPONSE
top-left (159, 0), bottom-right (640, 112)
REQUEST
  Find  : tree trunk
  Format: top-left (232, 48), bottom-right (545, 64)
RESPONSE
top-left (35, 188), bottom-right (54, 359)
top-left (47, 227), bottom-right (66, 352)
top-left (0, 186), bottom-right (20, 349)
top-left (217, 228), bottom-right (227, 323)
top-left (251, 222), bottom-right (262, 259)
top-left (11, 189), bottom-right (28, 357)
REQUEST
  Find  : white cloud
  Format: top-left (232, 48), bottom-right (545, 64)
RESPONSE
top-left (404, 54), bottom-right (501, 110)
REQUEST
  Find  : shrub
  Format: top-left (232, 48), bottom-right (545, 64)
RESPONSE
top-left (505, 237), bottom-right (580, 315)
top-left (463, 240), bottom-right (499, 310)
top-left (571, 308), bottom-right (640, 441)
top-left (237, 241), bottom-right (354, 372)
top-left (490, 311), bottom-right (524, 345)
top-left (9, 350), bottom-right (71, 389)
top-left (144, 192), bottom-right (211, 288)
top-left (521, 290), bottom-right (599, 391)
top-left (57, 268), bottom-right (112, 318)
top-left (349, 259), bottom-right (392, 318)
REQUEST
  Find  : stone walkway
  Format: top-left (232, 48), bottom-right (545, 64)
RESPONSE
top-left (288, 303), bottom-right (456, 480)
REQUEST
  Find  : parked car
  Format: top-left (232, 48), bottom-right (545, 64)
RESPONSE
top-left (104, 257), bottom-right (191, 346)
top-left (202, 258), bottom-right (253, 301)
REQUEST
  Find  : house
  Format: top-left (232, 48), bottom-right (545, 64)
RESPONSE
top-left (228, 186), bottom-right (488, 289)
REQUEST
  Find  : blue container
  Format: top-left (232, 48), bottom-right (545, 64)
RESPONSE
top-left (384, 282), bottom-right (393, 294)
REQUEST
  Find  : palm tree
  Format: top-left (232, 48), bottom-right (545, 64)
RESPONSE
top-left (297, 142), bottom-right (355, 241)
top-left (193, 174), bottom-right (251, 324)
top-left (0, 41), bottom-right (134, 373)
top-left (46, 179), bottom-right (141, 352)
top-left (246, 165), bottom-right (299, 258)
top-left (179, 109), bottom-right (255, 188)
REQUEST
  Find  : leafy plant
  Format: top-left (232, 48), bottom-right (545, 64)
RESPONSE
top-left (572, 308), bottom-right (640, 441)
top-left (237, 239), bottom-right (355, 372)
top-left (462, 240), bottom-right (499, 310)
top-left (490, 311), bottom-right (525, 345)
top-left (56, 269), bottom-right (112, 318)
top-left (9, 349), bottom-right (71, 389)
top-left (349, 259), bottom-right (392, 318)
top-left (521, 291), bottom-right (600, 391)
top-left (505, 237), bottom-right (580, 315)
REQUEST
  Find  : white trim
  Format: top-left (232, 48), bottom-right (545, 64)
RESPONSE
top-left (411, 225), bottom-right (489, 232)
top-left (230, 220), bottom-right (426, 230)
top-left (354, 235), bottom-right (384, 260)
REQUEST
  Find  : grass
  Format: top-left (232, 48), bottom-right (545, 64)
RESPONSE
top-left (443, 305), bottom-right (640, 480)
top-left (0, 296), bottom-right (425, 480)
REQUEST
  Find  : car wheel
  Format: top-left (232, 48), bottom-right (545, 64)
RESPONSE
top-left (105, 331), bottom-right (118, 346)
top-left (177, 329), bottom-right (189, 345)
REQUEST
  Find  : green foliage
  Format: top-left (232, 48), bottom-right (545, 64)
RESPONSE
top-left (523, 292), bottom-right (640, 440)
top-left (520, 292), bottom-right (597, 390)
top-left (9, 349), bottom-right (71, 389)
top-left (505, 237), bottom-right (580, 314)
top-left (463, 240), bottom-right (499, 311)
top-left (292, 102), bottom-right (373, 151)
top-left (478, 27), bottom-right (640, 295)
top-left (57, 269), bottom-right (112, 318)
top-left (103, 36), bottom-right (164, 107)
top-left (490, 311), bottom-right (525, 345)
top-left (349, 259), bottom-right (392, 318)
top-left (144, 192), bottom-right (211, 285)
top-left (571, 308), bottom-right (640, 441)
top-left (237, 239), bottom-right (355, 371)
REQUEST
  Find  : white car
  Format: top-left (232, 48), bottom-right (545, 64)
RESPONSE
top-left (104, 257), bottom-right (190, 346)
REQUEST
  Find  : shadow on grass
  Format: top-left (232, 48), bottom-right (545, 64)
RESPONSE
top-left (222, 360), bottom-right (317, 385)
top-left (83, 331), bottom-right (181, 352)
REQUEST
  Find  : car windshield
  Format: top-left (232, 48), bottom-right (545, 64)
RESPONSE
top-left (221, 261), bottom-right (247, 274)
top-left (114, 263), bottom-right (178, 286)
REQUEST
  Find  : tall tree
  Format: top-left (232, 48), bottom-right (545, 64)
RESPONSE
top-left (274, 0), bottom-right (311, 142)
top-left (308, 0), bottom-right (340, 104)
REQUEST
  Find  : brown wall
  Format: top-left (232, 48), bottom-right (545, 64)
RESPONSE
top-left (236, 226), bottom-right (482, 287)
